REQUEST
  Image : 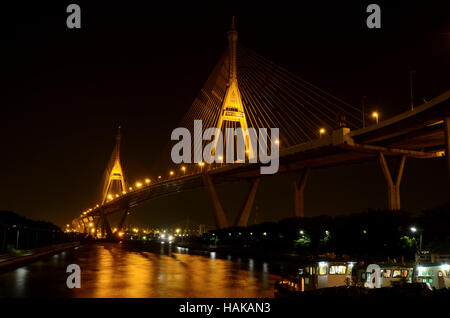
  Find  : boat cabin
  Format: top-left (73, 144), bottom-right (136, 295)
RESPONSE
top-left (414, 263), bottom-right (450, 289)
top-left (360, 264), bottom-right (413, 288)
top-left (301, 260), bottom-right (355, 290)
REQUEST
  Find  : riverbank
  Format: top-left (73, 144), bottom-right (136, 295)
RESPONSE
top-left (0, 242), bottom-right (80, 272)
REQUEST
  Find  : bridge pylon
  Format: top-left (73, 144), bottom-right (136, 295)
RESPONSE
top-left (97, 126), bottom-right (128, 239)
top-left (101, 126), bottom-right (127, 203)
top-left (211, 17), bottom-right (255, 161)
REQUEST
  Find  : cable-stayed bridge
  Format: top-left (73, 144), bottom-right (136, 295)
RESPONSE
top-left (72, 18), bottom-right (450, 238)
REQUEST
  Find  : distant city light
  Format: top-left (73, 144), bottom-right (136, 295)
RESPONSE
top-left (410, 227), bottom-right (417, 233)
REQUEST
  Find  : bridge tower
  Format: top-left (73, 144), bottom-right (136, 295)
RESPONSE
top-left (95, 126), bottom-right (127, 239)
top-left (211, 17), bottom-right (255, 160)
top-left (102, 126), bottom-right (127, 204)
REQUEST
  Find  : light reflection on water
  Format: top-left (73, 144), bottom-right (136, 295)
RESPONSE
top-left (0, 243), bottom-right (283, 298)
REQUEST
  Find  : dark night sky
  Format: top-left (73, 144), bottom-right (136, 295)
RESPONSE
top-left (2, 1), bottom-right (449, 228)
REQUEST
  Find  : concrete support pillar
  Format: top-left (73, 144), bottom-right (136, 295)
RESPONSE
top-left (235, 178), bottom-right (260, 227)
top-left (203, 173), bottom-right (229, 229)
top-left (82, 219), bottom-right (88, 234)
top-left (100, 213), bottom-right (113, 239)
top-left (444, 117), bottom-right (450, 184)
top-left (293, 168), bottom-right (310, 217)
top-left (117, 209), bottom-right (129, 232)
top-left (93, 216), bottom-right (102, 237)
top-left (379, 153), bottom-right (406, 210)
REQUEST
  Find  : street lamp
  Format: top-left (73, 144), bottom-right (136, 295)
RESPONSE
top-left (319, 128), bottom-right (326, 137)
top-left (169, 171), bottom-right (174, 177)
top-left (410, 226), bottom-right (423, 251)
top-left (145, 178), bottom-right (151, 184)
top-left (372, 112), bottom-right (379, 124)
top-left (181, 166), bottom-right (186, 175)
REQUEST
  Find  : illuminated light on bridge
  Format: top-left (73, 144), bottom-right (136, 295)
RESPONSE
top-left (145, 178), bottom-right (151, 184)
top-left (319, 128), bottom-right (326, 136)
top-left (169, 171), bottom-right (174, 176)
top-left (372, 111), bottom-right (379, 124)
top-left (136, 182), bottom-right (143, 188)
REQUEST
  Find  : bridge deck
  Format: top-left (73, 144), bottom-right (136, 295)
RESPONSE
top-left (76, 90), bottom-right (449, 220)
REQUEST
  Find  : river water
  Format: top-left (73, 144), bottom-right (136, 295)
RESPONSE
top-left (0, 242), bottom-right (291, 298)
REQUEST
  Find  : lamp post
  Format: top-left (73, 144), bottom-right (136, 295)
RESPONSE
top-left (319, 128), bottom-right (326, 137)
top-left (372, 112), bottom-right (379, 124)
top-left (410, 226), bottom-right (423, 253)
